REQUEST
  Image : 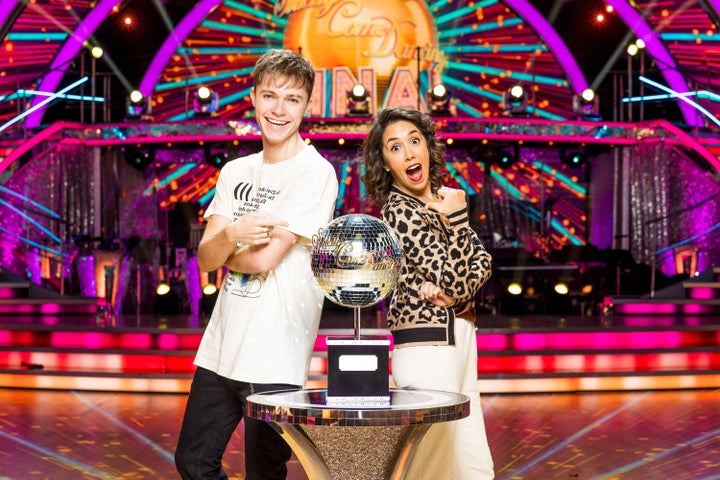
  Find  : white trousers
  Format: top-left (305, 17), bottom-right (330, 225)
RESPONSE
top-left (391, 319), bottom-right (495, 480)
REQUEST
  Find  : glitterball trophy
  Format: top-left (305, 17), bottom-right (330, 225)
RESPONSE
top-left (311, 214), bottom-right (402, 405)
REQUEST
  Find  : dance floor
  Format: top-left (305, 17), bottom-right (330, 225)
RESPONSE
top-left (1, 387), bottom-right (719, 479)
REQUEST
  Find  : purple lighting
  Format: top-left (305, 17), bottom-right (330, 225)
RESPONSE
top-left (24, 0), bottom-right (121, 129)
top-left (607, 0), bottom-right (700, 128)
top-left (139, 0), bottom-right (224, 97)
top-left (505, 0), bottom-right (589, 95)
top-left (0, 1), bottom-right (20, 32)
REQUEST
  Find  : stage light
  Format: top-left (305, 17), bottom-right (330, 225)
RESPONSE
top-left (553, 282), bottom-right (570, 295)
top-left (507, 282), bottom-right (523, 295)
top-left (428, 83), bottom-right (452, 116)
top-left (123, 147), bottom-right (154, 171)
top-left (497, 144), bottom-right (519, 167)
top-left (156, 281), bottom-right (170, 296)
top-left (573, 88), bottom-right (601, 120)
top-left (347, 84), bottom-right (370, 116)
top-left (193, 86), bottom-right (219, 117)
top-left (204, 145), bottom-right (231, 169)
top-left (560, 146), bottom-right (587, 168)
top-left (90, 46), bottom-right (104, 59)
top-left (125, 89), bottom-right (152, 121)
top-left (503, 84), bottom-right (528, 116)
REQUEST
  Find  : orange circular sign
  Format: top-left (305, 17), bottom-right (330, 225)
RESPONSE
top-left (278, 0), bottom-right (442, 82)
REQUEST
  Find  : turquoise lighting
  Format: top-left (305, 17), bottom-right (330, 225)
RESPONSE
top-left (177, 47), bottom-right (269, 55)
top-left (6, 32), bottom-right (68, 41)
top-left (1, 89), bottom-right (105, 103)
top-left (336, 162), bottom-right (350, 210)
top-left (639, 75), bottom-right (720, 128)
top-left (143, 164), bottom-right (197, 196)
top-left (224, 0), bottom-right (286, 26)
top-left (0, 77), bottom-right (88, 134)
top-left (0, 199), bottom-right (62, 243)
top-left (532, 162), bottom-right (587, 196)
top-left (200, 188), bottom-right (216, 206)
top-left (443, 44), bottom-right (547, 54)
top-left (448, 61), bottom-right (567, 87)
top-left (155, 67), bottom-right (254, 91)
top-left (445, 162), bottom-right (476, 195)
top-left (201, 20), bottom-right (284, 40)
top-left (436, 0), bottom-right (497, 24)
top-left (660, 32), bottom-right (720, 42)
top-left (490, 169), bottom-right (583, 245)
top-left (439, 18), bottom-right (523, 38)
top-left (0, 186), bottom-right (61, 219)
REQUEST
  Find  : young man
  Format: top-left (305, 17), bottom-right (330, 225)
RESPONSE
top-left (175, 49), bottom-right (338, 480)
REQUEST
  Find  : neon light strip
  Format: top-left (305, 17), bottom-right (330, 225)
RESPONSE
top-left (532, 162), bottom-right (587, 196)
top-left (0, 224), bottom-right (63, 256)
top-left (0, 76), bottom-right (88, 133)
top-left (436, 0), bottom-right (497, 23)
top-left (656, 221), bottom-right (720, 255)
top-left (439, 17), bottom-right (524, 38)
top-left (660, 32), bottom-right (720, 41)
top-left (6, 32), bottom-right (68, 41)
top-left (445, 162), bottom-right (476, 195)
top-left (139, 0), bottom-right (224, 96)
top-left (25, 0), bottom-right (121, 128)
top-left (607, 0), bottom-right (699, 127)
top-left (167, 86), bottom-right (252, 121)
top-left (623, 90), bottom-right (720, 103)
top-left (443, 44), bottom-right (548, 53)
top-left (142, 164), bottom-right (197, 196)
top-left (199, 188), bottom-right (215, 206)
top-left (200, 19), bottom-right (283, 40)
top-left (224, 0), bottom-right (286, 26)
top-left (176, 47), bottom-right (270, 56)
top-left (0, 199), bottom-right (61, 243)
top-left (448, 61), bottom-right (567, 87)
top-left (155, 67), bottom-right (253, 91)
top-left (639, 75), bottom-right (720, 128)
top-left (0, 185), bottom-right (61, 218)
top-left (1, 89), bottom-right (105, 103)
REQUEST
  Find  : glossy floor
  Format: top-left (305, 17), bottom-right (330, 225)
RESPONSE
top-left (1, 388), bottom-right (718, 479)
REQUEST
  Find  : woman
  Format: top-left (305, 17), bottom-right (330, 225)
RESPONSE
top-left (362, 107), bottom-right (494, 479)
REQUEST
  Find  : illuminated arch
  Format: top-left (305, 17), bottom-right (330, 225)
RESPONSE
top-left (24, 0), bottom-right (122, 129)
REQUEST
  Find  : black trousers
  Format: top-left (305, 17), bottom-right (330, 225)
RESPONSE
top-left (175, 367), bottom-right (298, 479)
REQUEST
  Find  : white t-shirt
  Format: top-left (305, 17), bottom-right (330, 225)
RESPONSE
top-left (194, 145), bottom-right (338, 385)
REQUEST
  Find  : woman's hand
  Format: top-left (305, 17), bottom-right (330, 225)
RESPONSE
top-left (425, 186), bottom-right (466, 217)
top-left (418, 281), bottom-right (453, 307)
top-left (227, 212), bottom-right (289, 247)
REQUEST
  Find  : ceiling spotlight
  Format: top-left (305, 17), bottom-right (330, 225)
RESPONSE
top-left (193, 86), bottom-right (219, 117)
top-left (560, 146), bottom-right (587, 168)
top-left (503, 84), bottom-right (528, 117)
top-left (507, 282), bottom-right (523, 295)
top-left (428, 83), bottom-right (452, 116)
top-left (90, 46), bottom-right (104, 59)
top-left (123, 147), bottom-right (154, 171)
top-left (573, 88), bottom-right (601, 120)
top-left (125, 89), bottom-right (152, 121)
top-left (347, 84), bottom-right (370, 116)
top-left (553, 282), bottom-right (570, 295)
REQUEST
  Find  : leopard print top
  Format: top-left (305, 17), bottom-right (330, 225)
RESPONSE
top-left (382, 187), bottom-right (493, 348)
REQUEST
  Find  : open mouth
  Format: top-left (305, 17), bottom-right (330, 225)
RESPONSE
top-left (406, 164), bottom-right (423, 182)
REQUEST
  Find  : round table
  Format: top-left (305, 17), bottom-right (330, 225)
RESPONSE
top-left (247, 388), bottom-right (469, 480)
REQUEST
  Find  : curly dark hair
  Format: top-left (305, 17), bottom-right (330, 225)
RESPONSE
top-left (253, 49), bottom-right (315, 99)
top-left (361, 107), bottom-right (446, 205)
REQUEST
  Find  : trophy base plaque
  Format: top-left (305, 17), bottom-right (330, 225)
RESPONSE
top-left (326, 336), bottom-right (390, 406)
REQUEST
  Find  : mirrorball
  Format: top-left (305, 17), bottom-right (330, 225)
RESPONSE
top-left (311, 214), bottom-right (402, 308)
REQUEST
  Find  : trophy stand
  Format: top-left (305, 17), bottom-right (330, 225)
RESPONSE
top-left (311, 214), bottom-right (402, 407)
top-left (326, 306), bottom-right (390, 406)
